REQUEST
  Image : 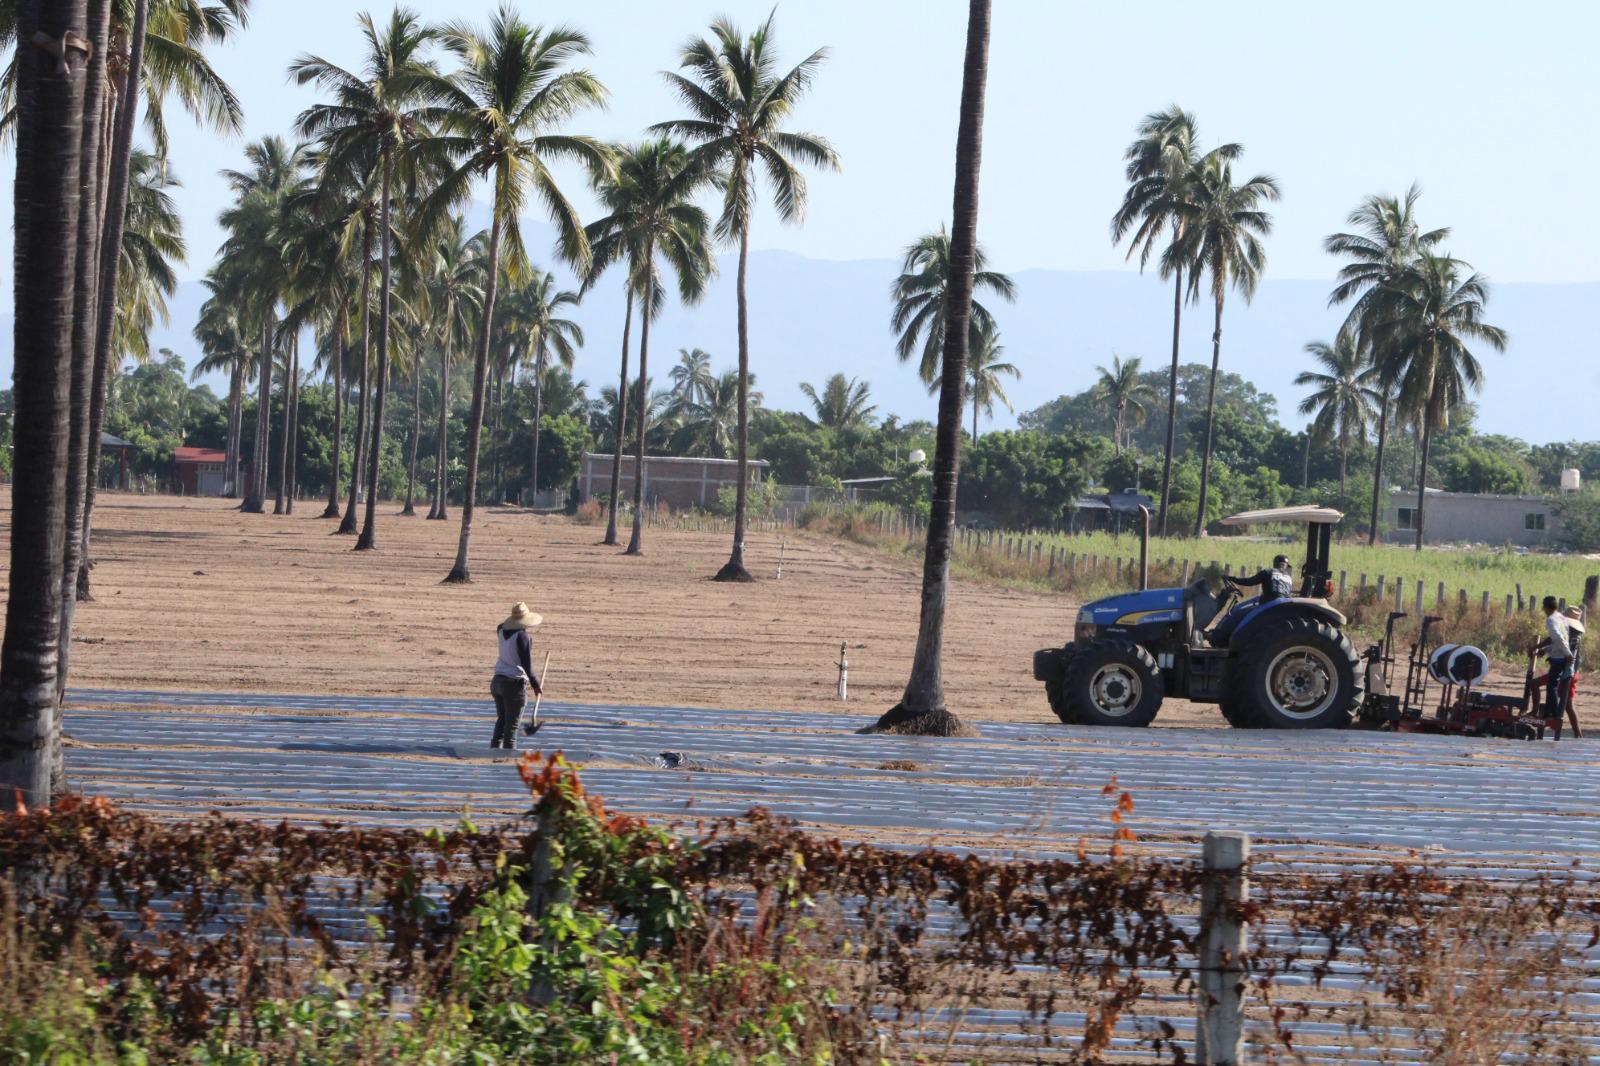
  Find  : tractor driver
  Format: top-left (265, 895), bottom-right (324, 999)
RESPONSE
top-left (1209, 555), bottom-right (1293, 646)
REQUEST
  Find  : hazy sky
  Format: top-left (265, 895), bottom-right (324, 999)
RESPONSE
top-left (3, 0), bottom-right (1596, 300)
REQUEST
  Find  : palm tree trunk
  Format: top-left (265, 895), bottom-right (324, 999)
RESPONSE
top-left (429, 327), bottom-right (451, 520)
top-left (1302, 431), bottom-right (1310, 489)
top-left (1193, 291), bottom-right (1224, 537)
top-left (1367, 390), bottom-right (1389, 546)
top-left (873, 0), bottom-right (991, 734)
top-left (529, 336), bottom-right (547, 504)
top-left (626, 250), bottom-right (656, 555)
top-left (339, 230), bottom-right (373, 534)
top-left (226, 361), bottom-right (243, 498)
top-left (323, 306), bottom-right (346, 517)
top-left (1415, 416), bottom-right (1433, 551)
top-left (57, 0), bottom-right (112, 718)
top-left (1337, 430), bottom-right (1348, 515)
top-left (402, 361), bottom-right (420, 516)
top-left (285, 334), bottom-right (301, 512)
top-left (76, 0), bottom-right (147, 602)
top-left (275, 339), bottom-right (291, 515)
top-left (604, 287), bottom-right (634, 545)
top-left (713, 220), bottom-right (755, 582)
top-left (243, 317), bottom-right (273, 513)
top-left (1156, 265), bottom-right (1183, 537)
top-left (972, 389), bottom-right (978, 442)
top-left (357, 157), bottom-right (394, 552)
top-left (1, 0), bottom-right (91, 809)
top-left (445, 208), bottom-right (503, 583)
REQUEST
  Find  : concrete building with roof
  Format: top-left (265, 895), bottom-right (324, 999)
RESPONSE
top-left (577, 453), bottom-right (769, 511)
top-left (1381, 487), bottom-right (1567, 548)
top-left (173, 445), bottom-right (229, 496)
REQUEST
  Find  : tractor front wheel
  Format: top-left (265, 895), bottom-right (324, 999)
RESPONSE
top-left (1222, 618), bottom-right (1361, 729)
top-left (1059, 639), bottom-right (1164, 727)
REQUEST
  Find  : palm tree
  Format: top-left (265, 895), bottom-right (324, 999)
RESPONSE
top-left (1168, 149), bottom-right (1279, 536)
top-left (1294, 333), bottom-right (1378, 512)
top-left (874, 0), bottom-right (991, 737)
top-left (667, 347), bottom-right (715, 415)
top-left (1368, 253), bottom-right (1507, 549)
top-left (1, 0), bottom-right (92, 808)
top-left (890, 227), bottom-right (1016, 384)
top-left (800, 373), bottom-right (876, 429)
top-left (503, 270), bottom-right (583, 503)
top-left (420, 218), bottom-right (486, 519)
top-left (584, 139), bottom-right (713, 555)
top-left (1324, 185), bottom-right (1447, 544)
top-left (419, 6), bottom-right (608, 583)
top-left (680, 370), bottom-right (755, 458)
top-left (1093, 354), bottom-right (1155, 454)
top-left (653, 12), bottom-right (839, 581)
top-left (962, 322), bottom-right (1018, 441)
top-left (193, 286), bottom-right (250, 495)
top-left (292, 6), bottom-right (441, 551)
top-left (1111, 106), bottom-right (1235, 535)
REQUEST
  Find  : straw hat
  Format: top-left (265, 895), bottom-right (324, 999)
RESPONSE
top-left (499, 602), bottom-right (543, 631)
top-left (1563, 604), bottom-right (1586, 634)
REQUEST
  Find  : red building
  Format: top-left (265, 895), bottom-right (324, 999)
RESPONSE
top-left (173, 446), bottom-right (228, 496)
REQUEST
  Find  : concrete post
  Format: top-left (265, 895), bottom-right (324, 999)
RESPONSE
top-left (1197, 830), bottom-right (1249, 1065)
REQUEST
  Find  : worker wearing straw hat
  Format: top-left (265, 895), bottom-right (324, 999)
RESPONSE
top-left (490, 602), bottom-right (543, 749)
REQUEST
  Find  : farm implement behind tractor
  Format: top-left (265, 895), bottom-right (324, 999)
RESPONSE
top-left (1357, 611), bottom-right (1581, 740)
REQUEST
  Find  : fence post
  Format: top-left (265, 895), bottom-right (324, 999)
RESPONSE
top-left (1394, 577), bottom-right (1404, 611)
top-left (1585, 576), bottom-right (1599, 618)
top-left (1414, 582), bottom-right (1423, 616)
top-left (1436, 581), bottom-right (1445, 609)
top-left (1505, 593), bottom-right (1514, 618)
top-left (1048, 547), bottom-right (1057, 576)
top-left (1181, 560), bottom-right (1191, 585)
top-left (1338, 571), bottom-right (1346, 598)
top-left (1197, 830), bottom-right (1249, 1066)
top-left (1480, 590), bottom-right (1489, 615)
top-left (1376, 575), bottom-right (1385, 602)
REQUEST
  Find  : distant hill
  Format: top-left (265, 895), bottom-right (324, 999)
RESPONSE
top-left (6, 250), bottom-right (1592, 445)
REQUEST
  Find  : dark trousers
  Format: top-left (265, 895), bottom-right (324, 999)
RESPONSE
top-left (490, 675), bottom-right (527, 748)
top-left (1546, 658), bottom-right (1574, 715)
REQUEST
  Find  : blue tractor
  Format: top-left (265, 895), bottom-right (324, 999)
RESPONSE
top-left (1031, 507), bottom-right (1363, 729)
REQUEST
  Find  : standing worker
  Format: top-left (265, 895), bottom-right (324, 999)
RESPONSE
top-left (491, 602), bottom-right (543, 749)
top-left (1530, 596), bottom-right (1574, 715)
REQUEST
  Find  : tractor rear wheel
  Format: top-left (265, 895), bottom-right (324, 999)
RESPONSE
top-left (1044, 645), bottom-right (1077, 724)
top-left (1221, 617), bottom-right (1361, 729)
top-left (1059, 639), bottom-right (1164, 727)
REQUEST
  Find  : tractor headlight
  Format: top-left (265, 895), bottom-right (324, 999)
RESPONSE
top-left (1074, 608), bottom-right (1099, 644)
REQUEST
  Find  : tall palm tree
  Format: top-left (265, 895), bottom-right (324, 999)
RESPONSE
top-left (890, 227), bottom-right (1015, 384)
top-left (667, 347), bottom-right (715, 415)
top-left (799, 373), bottom-right (876, 429)
top-left (1324, 185), bottom-right (1448, 544)
top-left (1294, 333), bottom-right (1378, 512)
top-left (585, 139), bottom-right (713, 555)
top-left (962, 322), bottom-right (1018, 441)
top-left (420, 218), bottom-right (486, 519)
top-left (874, 0), bottom-right (991, 737)
top-left (1093, 354), bottom-right (1155, 454)
top-left (1369, 253), bottom-right (1507, 550)
top-left (680, 370), bottom-right (755, 458)
top-left (1169, 149), bottom-right (1279, 536)
top-left (193, 285), bottom-right (250, 494)
top-left (1, 0), bottom-right (93, 809)
top-left (112, 149), bottom-right (185, 364)
top-left (1111, 106), bottom-right (1236, 535)
top-left (419, 5), bottom-right (608, 583)
top-left (653, 12), bottom-right (839, 581)
top-left (292, 6), bottom-right (441, 551)
top-left (502, 269), bottom-right (583, 503)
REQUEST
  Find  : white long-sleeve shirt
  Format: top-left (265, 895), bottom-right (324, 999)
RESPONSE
top-left (1546, 613), bottom-right (1573, 662)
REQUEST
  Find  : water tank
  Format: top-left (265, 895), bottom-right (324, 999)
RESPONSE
top-left (1561, 468), bottom-right (1581, 493)
top-left (908, 449), bottom-right (927, 465)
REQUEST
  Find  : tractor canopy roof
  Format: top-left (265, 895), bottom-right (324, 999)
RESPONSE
top-left (1220, 505), bottom-right (1344, 528)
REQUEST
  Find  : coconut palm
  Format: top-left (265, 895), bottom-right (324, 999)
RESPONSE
top-left (502, 270), bottom-right (583, 502)
top-left (584, 138), bottom-right (713, 554)
top-left (1, 0), bottom-right (92, 807)
top-left (962, 322), bottom-right (1018, 441)
top-left (1324, 185), bottom-right (1448, 544)
top-left (192, 285), bottom-right (250, 494)
top-left (1093, 354), bottom-right (1155, 454)
top-left (876, 0), bottom-right (991, 737)
top-left (1295, 333), bottom-right (1379, 512)
top-left (420, 218), bottom-right (486, 519)
top-left (1168, 149), bottom-right (1279, 536)
top-left (800, 373), bottom-right (876, 429)
top-left (292, 6), bottom-right (442, 550)
top-left (1111, 106), bottom-right (1237, 535)
top-left (667, 347), bottom-right (715, 415)
top-left (680, 370), bottom-right (757, 459)
top-left (653, 12), bottom-right (839, 581)
top-left (111, 149), bottom-right (185, 364)
top-left (1368, 253), bottom-right (1507, 549)
top-left (417, 6), bottom-right (608, 583)
top-left (890, 227), bottom-right (1015, 385)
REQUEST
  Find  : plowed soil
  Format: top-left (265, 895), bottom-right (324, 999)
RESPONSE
top-left (2, 491), bottom-right (1543, 729)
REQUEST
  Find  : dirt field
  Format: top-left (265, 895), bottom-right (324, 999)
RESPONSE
top-left (0, 490), bottom-right (1547, 730)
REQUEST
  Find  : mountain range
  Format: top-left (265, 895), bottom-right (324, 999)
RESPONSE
top-left (3, 247), bottom-right (1592, 445)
